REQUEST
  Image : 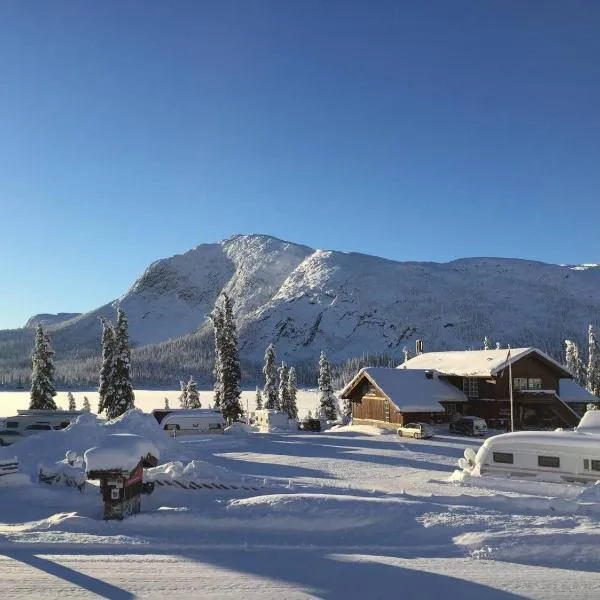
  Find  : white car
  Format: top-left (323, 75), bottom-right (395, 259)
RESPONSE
top-left (397, 422), bottom-right (434, 439)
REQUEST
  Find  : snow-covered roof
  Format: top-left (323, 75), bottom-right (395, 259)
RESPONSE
top-left (559, 379), bottom-right (598, 403)
top-left (400, 348), bottom-right (570, 378)
top-left (576, 410), bottom-right (600, 434)
top-left (84, 434), bottom-right (160, 473)
top-left (340, 367), bottom-right (467, 413)
top-left (479, 430), bottom-right (600, 455)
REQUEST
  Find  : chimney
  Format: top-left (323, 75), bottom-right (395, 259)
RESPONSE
top-left (416, 339), bottom-right (424, 355)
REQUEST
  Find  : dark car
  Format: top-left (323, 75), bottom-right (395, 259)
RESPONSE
top-left (0, 430), bottom-right (24, 446)
top-left (449, 416), bottom-right (488, 436)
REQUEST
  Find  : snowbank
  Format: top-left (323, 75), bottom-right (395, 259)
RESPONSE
top-left (0, 409), bottom-right (181, 478)
top-left (84, 434), bottom-right (160, 473)
top-left (145, 459), bottom-right (245, 485)
top-left (328, 424), bottom-right (392, 436)
top-left (225, 422), bottom-right (255, 435)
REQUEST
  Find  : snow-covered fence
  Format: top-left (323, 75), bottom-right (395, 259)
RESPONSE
top-left (150, 478), bottom-right (261, 491)
top-left (0, 458), bottom-right (19, 478)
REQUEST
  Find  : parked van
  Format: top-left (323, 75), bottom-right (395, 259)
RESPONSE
top-left (473, 429), bottom-right (600, 483)
top-left (1, 410), bottom-right (83, 439)
top-left (152, 409), bottom-right (226, 436)
top-left (450, 416), bottom-right (488, 436)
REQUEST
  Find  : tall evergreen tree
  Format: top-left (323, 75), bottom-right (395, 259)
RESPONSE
top-left (67, 391), bottom-right (76, 411)
top-left (211, 306), bottom-right (225, 408)
top-left (187, 375), bottom-right (201, 408)
top-left (483, 336), bottom-right (491, 350)
top-left (278, 362), bottom-right (290, 416)
top-left (317, 351), bottom-right (337, 421)
top-left (255, 388), bottom-right (263, 410)
top-left (565, 339), bottom-right (586, 387)
top-left (178, 379), bottom-right (189, 408)
top-left (341, 396), bottom-right (353, 424)
top-left (82, 396), bottom-right (91, 412)
top-left (29, 325), bottom-right (57, 410)
top-left (97, 318), bottom-right (116, 416)
top-left (286, 367), bottom-right (298, 420)
top-left (164, 397), bottom-right (170, 409)
top-left (263, 343), bottom-right (279, 409)
top-left (112, 307), bottom-right (135, 418)
top-left (587, 325), bottom-right (600, 397)
top-left (219, 294), bottom-right (243, 422)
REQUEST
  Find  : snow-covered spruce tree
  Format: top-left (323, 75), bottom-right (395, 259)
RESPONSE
top-left (278, 363), bottom-right (290, 417)
top-left (82, 396), bottom-right (91, 412)
top-left (187, 375), bottom-right (201, 408)
top-left (341, 396), bottom-right (352, 424)
top-left (255, 388), bottom-right (263, 410)
top-left (402, 347), bottom-right (411, 363)
top-left (483, 336), bottom-right (491, 350)
top-left (111, 307), bottom-right (135, 418)
top-left (97, 318), bottom-right (116, 416)
top-left (178, 379), bottom-right (189, 408)
top-left (263, 343), bottom-right (279, 410)
top-left (29, 324), bottom-right (58, 410)
top-left (164, 397), bottom-right (170, 409)
top-left (317, 351), bottom-right (337, 421)
top-left (219, 294), bottom-right (242, 423)
top-left (587, 325), bottom-right (600, 397)
top-left (286, 367), bottom-right (298, 420)
top-left (67, 391), bottom-right (76, 411)
top-left (565, 339), bottom-right (586, 387)
top-left (211, 306), bottom-right (225, 408)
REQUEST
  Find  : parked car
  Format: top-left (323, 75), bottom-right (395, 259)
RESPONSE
top-left (449, 416), bottom-right (488, 436)
top-left (0, 430), bottom-right (25, 446)
top-left (298, 418), bottom-right (321, 432)
top-left (397, 422), bottom-right (434, 439)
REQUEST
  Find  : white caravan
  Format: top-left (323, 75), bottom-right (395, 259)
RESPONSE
top-left (253, 409), bottom-right (293, 433)
top-left (1, 410), bottom-right (83, 437)
top-left (152, 409), bottom-right (226, 436)
top-left (468, 428), bottom-right (600, 484)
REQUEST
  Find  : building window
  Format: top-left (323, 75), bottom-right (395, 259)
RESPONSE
top-left (361, 381), bottom-right (376, 396)
top-left (513, 378), bottom-right (542, 390)
top-left (538, 456), bottom-right (560, 468)
top-left (584, 459), bottom-right (600, 472)
top-left (462, 378), bottom-right (479, 398)
top-left (493, 452), bottom-right (514, 464)
top-left (445, 404), bottom-right (457, 418)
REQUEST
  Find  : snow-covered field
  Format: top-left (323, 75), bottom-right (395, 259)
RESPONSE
top-left (0, 389), bottom-right (322, 419)
top-left (1, 406), bottom-right (600, 598)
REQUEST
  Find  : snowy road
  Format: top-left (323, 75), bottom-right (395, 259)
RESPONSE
top-left (2, 416), bottom-right (600, 598)
top-left (1, 549), bottom-right (599, 599)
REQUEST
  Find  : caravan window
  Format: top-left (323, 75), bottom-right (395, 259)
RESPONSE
top-left (493, 452), bottom-right (514, 464)
top-left (538, 455), bottom-right (560, 468)
top-left (584, 459), bottom-right (600, 472)
top-left (5, 422), bottom-right (18, 429)
top-left (209, 423), bottom-right (222, 430)
top-left (25, 424), bottom-right (52, 431)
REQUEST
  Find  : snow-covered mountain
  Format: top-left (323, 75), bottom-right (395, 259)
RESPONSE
top-left (3, 234), bottom-right (600, 374)
top-left (25, 313), bottom-right (82, 328)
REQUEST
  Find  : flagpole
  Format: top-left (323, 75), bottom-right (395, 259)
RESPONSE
top-left (508, 345), bottom-right (514, 432)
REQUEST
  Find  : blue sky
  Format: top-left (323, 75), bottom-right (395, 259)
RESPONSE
top-left (0, 1), bottom-right (599, 329)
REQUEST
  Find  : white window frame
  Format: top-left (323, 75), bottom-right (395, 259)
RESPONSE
top-left (462, 378), bottom-right (479, 398)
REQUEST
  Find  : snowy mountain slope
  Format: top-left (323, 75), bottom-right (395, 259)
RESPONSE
top-left (1, 234), bottom-right (600, 378)
top-left (24, 313), bottom-right (81, 328)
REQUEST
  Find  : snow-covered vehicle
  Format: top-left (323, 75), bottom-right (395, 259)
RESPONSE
top-left (462, 426), bottom-right (600, 484)
top-left (152, 409), bottom-right (226, 436)
top-left (449, 416), bottom-right (487, 436)
top-left (253, 409), bottom-right (294, 432)
top-left (1, 410), bottom-right (83, 437)
top-left (397, 422), bottom-right (434, 439)
top-left (0, 430), bottom-right (25, 446)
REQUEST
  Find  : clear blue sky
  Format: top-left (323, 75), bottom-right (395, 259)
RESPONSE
top-left (0, 1), bottom-right (599, 329)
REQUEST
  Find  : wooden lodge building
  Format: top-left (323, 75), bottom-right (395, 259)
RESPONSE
top-left (341, 347), bottom-right (596, 430)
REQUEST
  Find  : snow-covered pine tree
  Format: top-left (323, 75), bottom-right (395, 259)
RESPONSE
top-left (67, 391), bottom-right (76, 411)
top-left (97, 318), bottom-right (116, 416)
top-left (29, 324), bottom-right (58, 410)
top-left (178, 380), bottom-right (189, 408)
top-left (565, 339), bottom-right (586, 387)
top-left (255, 388), bottom-right (263, 410)
top-left (286, 366), bottom-right (298, 420)
top-left (483, 336), bottom-right (491, 350)
top-left (278, 362), bottom-right (290, 416)
top-left (587, 325), bottom-right (600, 397)
top-left (211, 306), bottom-right (225, 408)
top-left (263, 343), bottom-right (279, 409)
top-left (187, 375), bottom-right (201, 408)
top-left (82, 396), bottom-right (91, 412)
top-left (317, 351), bottom-right (337, 421)
top-left (164, 397), bottom-right (170, 409)
top-left (219, 294), bottom-right (242, 423)
top-left (495, 342), bottom-right (502, 350)
top-left (402, 347), bottom-right (411, 363)
top-left (111, 307), bottom-right (135, 418)
top-left (341, 396), bottom-right (352, 424)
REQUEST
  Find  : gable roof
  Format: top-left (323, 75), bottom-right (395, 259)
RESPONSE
top-left (559, 379), bottom-right (598, 403)
top-left (400, 348), bottom-right (571, 378)
top-left (340, 367), bottom-right (467, 413)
